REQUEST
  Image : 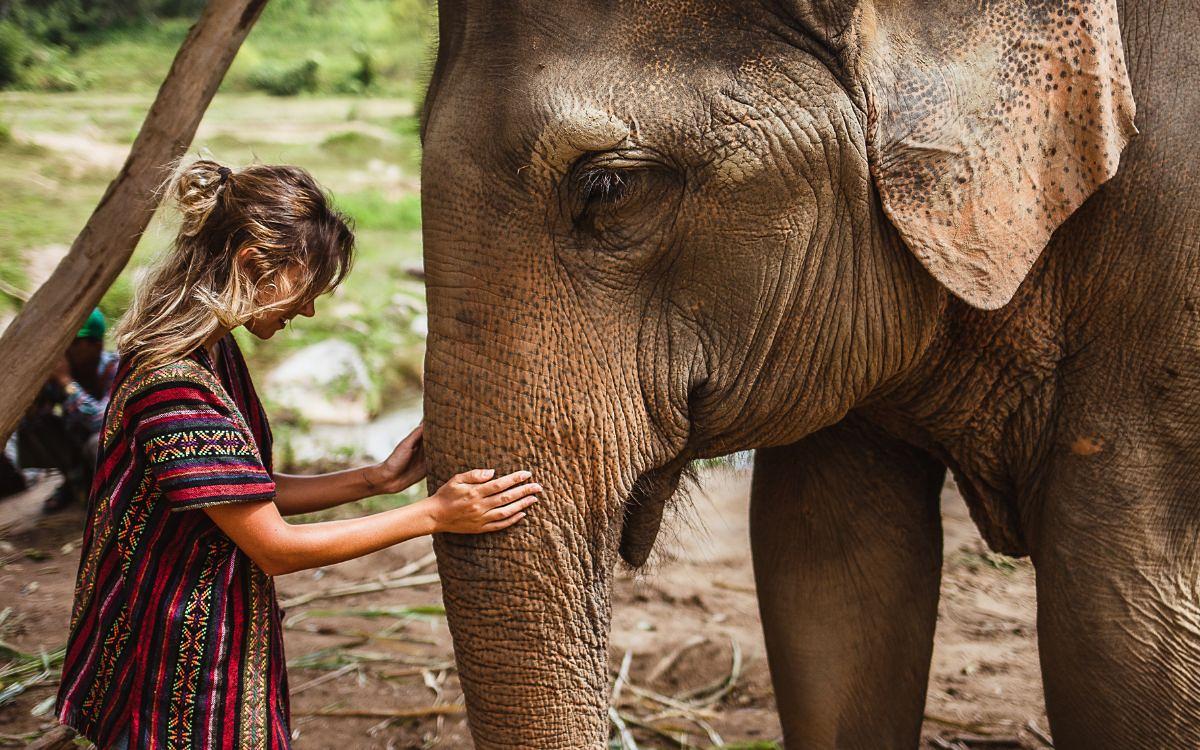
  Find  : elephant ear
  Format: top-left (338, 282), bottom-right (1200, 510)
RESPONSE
top-left (852, 0), bottom-right (1136, 309)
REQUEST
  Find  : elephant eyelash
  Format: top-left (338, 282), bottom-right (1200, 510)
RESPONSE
top-left (564, 156), bottom-right (683, 247)
top-left (577, 168), bottom-right (634, 206)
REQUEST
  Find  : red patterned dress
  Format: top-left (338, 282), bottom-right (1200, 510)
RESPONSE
top-left (56, 335), bottom-right (291, 749)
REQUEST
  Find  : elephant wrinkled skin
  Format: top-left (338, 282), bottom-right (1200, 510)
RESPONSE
top-left (418, 0), bottom-right (1200, 747)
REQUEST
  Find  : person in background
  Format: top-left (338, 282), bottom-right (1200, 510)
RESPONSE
top-left (14, 308), bottom-right (119, 512)
top-left (0, 452), bottom-right (25, 499)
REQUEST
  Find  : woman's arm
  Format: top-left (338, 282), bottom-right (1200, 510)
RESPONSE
top-left (272, 424), bottom-right (427, 516)
top-left (204, 469), bottom-right (540, 576)
top-left (271, 468), bottom-right (392, 516)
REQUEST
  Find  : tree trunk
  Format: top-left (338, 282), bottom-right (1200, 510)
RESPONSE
top-left (26, 725), bottom-right (77, 750)
top-left (0, 0), bottom-right (270, 440)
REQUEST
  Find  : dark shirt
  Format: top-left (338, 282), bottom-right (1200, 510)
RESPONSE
top-left (61, 350), bottom-right (121, 434)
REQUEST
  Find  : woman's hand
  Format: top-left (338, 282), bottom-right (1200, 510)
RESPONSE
top-left (363, 423), bottom-right (427, 495)
top-left (422, 469), bottom-right (541, 534)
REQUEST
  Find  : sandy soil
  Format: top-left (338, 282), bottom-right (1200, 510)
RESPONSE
top-left (0, 467), bottom-right (1050, 749)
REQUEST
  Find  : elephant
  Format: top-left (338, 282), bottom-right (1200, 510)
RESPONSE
top-left (418, 0), bottom-right (1200, 747)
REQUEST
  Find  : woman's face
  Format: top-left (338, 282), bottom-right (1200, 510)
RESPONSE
top-left (244, 263), bottom-right (317, 340)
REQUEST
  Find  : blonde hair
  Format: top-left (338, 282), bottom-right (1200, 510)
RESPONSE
top-left (115, 158), bottom-right (355, 368)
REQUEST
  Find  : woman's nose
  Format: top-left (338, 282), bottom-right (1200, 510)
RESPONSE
top-left (300, 300), bottom-right (316, 318)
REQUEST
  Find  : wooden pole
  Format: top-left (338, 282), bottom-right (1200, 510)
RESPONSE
top-left (0, 0), bottom-right (270, 440)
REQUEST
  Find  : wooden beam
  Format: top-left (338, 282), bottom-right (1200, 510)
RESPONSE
top-left (0, 0), bottom-right (271, 439)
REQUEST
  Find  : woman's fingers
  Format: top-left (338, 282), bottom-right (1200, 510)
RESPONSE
top-left (482, 495), bottom-right (538, 522)
top-left (451, 469), bottom-right (536, 493)
top-left (482, 511), bottom-right (528, 531)
top-left (453, 468), bottom-right (496, 485)
top-left (481, 482), bottom-right (542, 509)
top-left (476, 470), bottom-right (533, 495)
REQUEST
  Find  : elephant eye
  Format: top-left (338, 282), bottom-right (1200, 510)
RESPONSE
top-left (573, 167), bottom-right (640, 230)
top-left (561, 153), bottom-right (684, 255)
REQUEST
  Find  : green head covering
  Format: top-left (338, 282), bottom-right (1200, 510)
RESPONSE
top-left (77, 308), bottom-right (106, 340)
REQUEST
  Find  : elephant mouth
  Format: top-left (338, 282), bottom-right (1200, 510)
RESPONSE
top-left (619, 458), bottom-right (695, 567)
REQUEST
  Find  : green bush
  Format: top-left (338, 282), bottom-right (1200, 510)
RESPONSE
top-left (153, 0), bottom-right (207, 16)
top-left (4, 0), bottom-right (179, 43)
top-left (332, 46), bottom-right (376, 95)
top-left (351, 45), bottom-right (374, 89)
top-left (0, 121), bottom-right (12, 146)
top-left (7, 0), bottom-right (152, 49)
top-left (0, 22), bottom-right (30, 88)
top-left (23, 62), bottom-right (86, 91)
top-left (247, 57), bottom-right (320, 96)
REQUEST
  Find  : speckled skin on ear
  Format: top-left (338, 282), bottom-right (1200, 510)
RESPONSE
top-left (852, 0), bottom-right (1137, 309)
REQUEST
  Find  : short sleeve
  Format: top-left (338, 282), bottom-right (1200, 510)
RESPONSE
top-left (131, 375), bottom-right (275, 512)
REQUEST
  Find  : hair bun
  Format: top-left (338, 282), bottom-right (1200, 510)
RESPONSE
top-left (172, 159), bottom-right (234, 238)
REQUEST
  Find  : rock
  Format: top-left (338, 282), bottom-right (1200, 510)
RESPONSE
top-left (410, 314), bottom-right (428, 337)
top-left (264, 339), bottom-right (378, 425)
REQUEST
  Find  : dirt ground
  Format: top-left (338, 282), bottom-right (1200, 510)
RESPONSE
top-left (0, 467), bottom-right (1050, 749)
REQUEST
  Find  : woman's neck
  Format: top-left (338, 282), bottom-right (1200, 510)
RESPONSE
top-left (203, 327), bottom-right (232, 362)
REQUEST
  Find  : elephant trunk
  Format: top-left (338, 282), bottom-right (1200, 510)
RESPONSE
top-left (431, 498), bottom-right (614, 746)
top-left (423, 310), bottom-right (634, 747)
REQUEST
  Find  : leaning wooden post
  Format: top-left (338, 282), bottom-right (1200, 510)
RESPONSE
top-left (25, 725), bottom-right (76, 750)
top-left (0, 0), bottom-right (270, 440)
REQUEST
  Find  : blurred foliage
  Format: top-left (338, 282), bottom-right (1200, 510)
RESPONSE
top-left (336, 45), bottom-right (376, 95)
top-left (0, 21), bottom-right (28, 86)
top-left (0, 0), bottom-right (204, 47)
top-left (0, 0), bottom-right (437, 96)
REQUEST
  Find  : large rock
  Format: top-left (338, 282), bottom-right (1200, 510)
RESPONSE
top-left (264, 339), bottom-right (378, 425)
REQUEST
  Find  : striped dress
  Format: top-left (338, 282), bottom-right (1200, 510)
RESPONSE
top-left (56, 335), bottom-right (292, 749)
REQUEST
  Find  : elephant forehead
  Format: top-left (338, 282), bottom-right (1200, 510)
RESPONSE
top-left (526, 92), bottom-right (632, 177)
top-left (700, 58), bottom-right (866, 189)
top-left (513, 53), bottom-right (856, 190)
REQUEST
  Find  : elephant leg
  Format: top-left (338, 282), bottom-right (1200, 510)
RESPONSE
top-left (750, 416), bottom-right (946, 749)
top-left (1033, 470), bottom-right (1200, 749)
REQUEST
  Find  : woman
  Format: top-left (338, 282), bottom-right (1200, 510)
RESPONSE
top-left (54, 159), bottom-right (540, 749)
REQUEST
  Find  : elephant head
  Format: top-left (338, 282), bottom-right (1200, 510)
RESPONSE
top-left (419, 0), bottom-right (1134, 745)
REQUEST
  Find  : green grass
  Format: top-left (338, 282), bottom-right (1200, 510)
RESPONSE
top-left (337, 190), bottom-right (422, 232)
top-left (0, 124), bottom-right (102, 315)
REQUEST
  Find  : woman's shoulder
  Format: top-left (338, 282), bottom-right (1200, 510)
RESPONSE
top-left (108, 352), bottom-right (229, 419)
top-left (125, 356), bottom-right (215, 392)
